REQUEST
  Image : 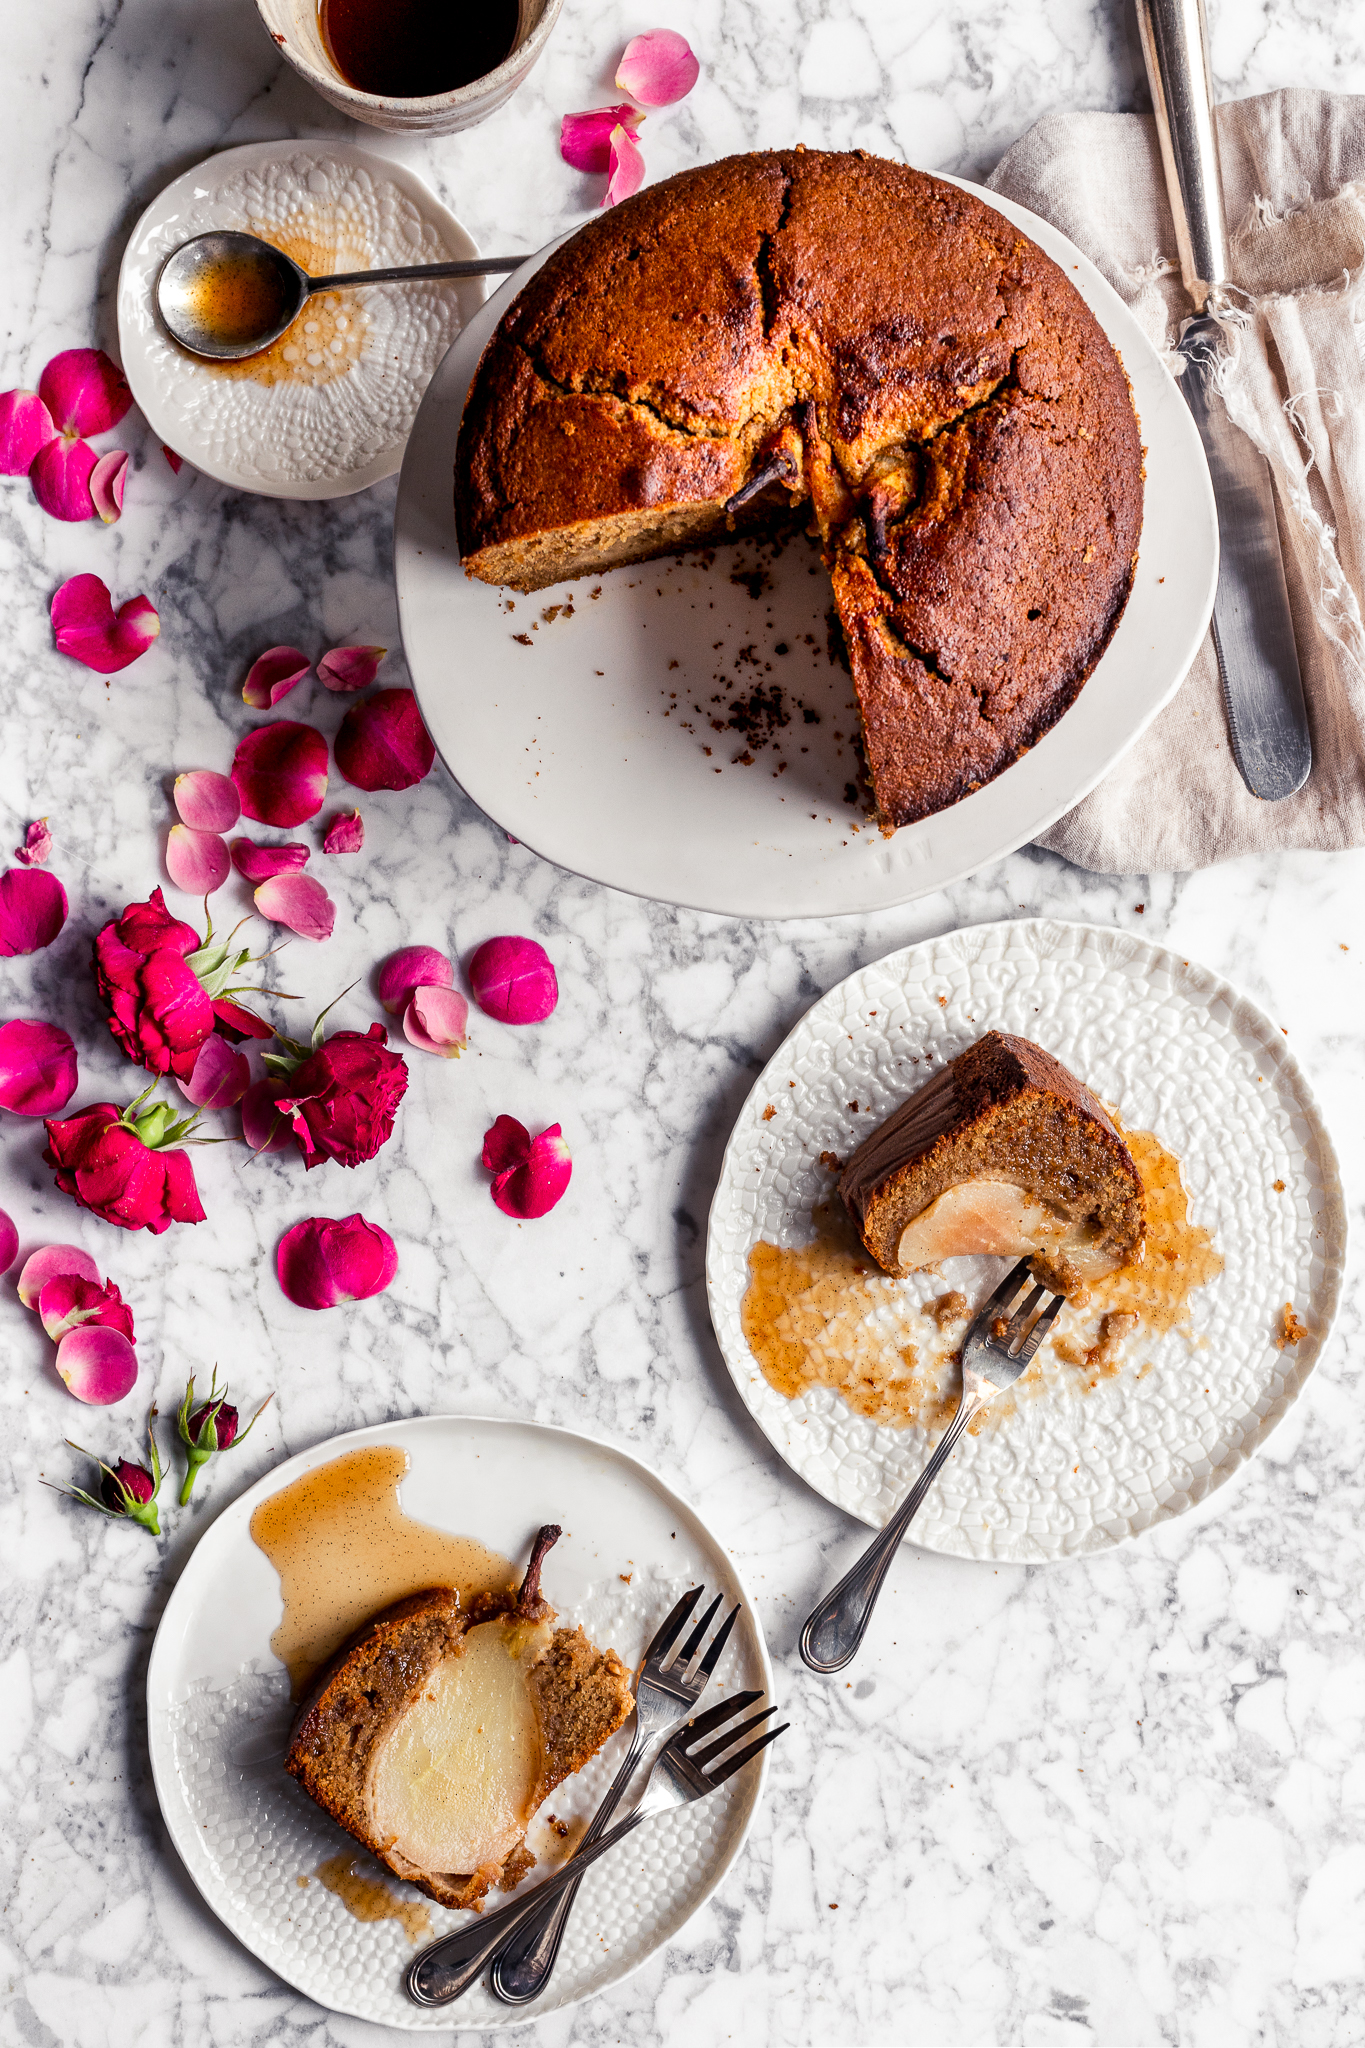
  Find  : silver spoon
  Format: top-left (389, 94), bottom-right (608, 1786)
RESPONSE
top-left (155, 230), bottom-right (526, 362)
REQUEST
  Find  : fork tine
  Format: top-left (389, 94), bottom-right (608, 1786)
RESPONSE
top-left (977, 1256), bottom-right (1035, 1326)
top-left (693, 1602), bottom-right (740, 1683)
top-left (1016, 1293), bottom-right (1065, 1366)
top-left (675, 1689), bottom-right (762, 1745)
top-left (1003, 1282), bottom-right (1046, 1349)
top-left (689, 1703), bottom-right (776, 1771)
top-left (669, 1591), bottom-right (722, 1672)
top-left (642, 1586), bottom-right (703, 1666)
top-left (706, 1722), bottom-right (789, 1783)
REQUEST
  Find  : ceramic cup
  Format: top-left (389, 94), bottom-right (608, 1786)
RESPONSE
top-left (256, 0), bottom-right (562, 135)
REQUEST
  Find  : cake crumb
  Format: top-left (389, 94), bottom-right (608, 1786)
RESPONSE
top-left (762, 1104), bottom-right (776, 1121)
top-left (819, 1150), bottom-right (841, 1171)
top-left (927, 1290), bottom-right (968, 1330)
top-left (1275, 1303), bottom-right (1309, 1349)
top-left (512, 633), bottom-right (533, 647)
top-left (1272, 1178), bottom-right (1286, 1192)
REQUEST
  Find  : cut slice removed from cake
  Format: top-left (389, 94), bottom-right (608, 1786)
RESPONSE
top-left (285, 1524), bottom-right (634, 1909)
top-left (838, 1032), bottom-right (1145, 1290)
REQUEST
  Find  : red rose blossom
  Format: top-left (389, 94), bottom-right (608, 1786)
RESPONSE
top-left (44, 1095), bottom-right (206, 1233)
top-left (93, 888), bottom-right (270, 1081)
top-left (271, 1022), bottom-right (408, 1169)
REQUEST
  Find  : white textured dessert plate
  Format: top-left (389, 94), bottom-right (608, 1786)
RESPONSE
top-left (118, 141), bottom-right (485, 498)
top-left (146, 1415), bottom-right (773, 2029)
top-left (394, 176), bottom-right (1217, 919)
top-left (705, 919), bottom-right (1346, 1559)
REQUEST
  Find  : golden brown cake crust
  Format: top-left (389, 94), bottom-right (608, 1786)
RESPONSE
top-left (454, 148), bottom-right (1143, 828)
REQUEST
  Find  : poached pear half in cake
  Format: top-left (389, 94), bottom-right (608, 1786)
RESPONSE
top-left (839, 1032), bottom-right (1145, 1292)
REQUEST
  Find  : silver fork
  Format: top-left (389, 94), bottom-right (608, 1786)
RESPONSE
top-left (799, 1257), bottom-right (1064, 1673)
top-left (489, 1585), bottom-right (738, 2004)
top-left (405, 1690), bottom-right (787, 2005)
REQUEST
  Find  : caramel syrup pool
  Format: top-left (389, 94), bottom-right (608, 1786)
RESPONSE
top-left (173, 231), bottom-right (368, 387)
top-left (249, 1444), bottom-right (512, 1695)
top-left (311, 1854), bottom-right (432, 1943)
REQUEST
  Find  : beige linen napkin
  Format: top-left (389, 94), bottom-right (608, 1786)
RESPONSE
top-left (987, 88), bottom-right (1365, 873)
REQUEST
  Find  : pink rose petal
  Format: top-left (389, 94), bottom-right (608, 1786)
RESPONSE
top-left (615, 29), bottom-right (700, 105)
top-left (55, 1323), bottom-right (138, 1405)
top-left (231, 722), bottom-right (329, 827)
top-left (606, 125), bottom-right (646, 207)
top-left (90, 448), bottom-right (128, 524)
top-left (254, 871), bottom-right (336, 941)
top-left (335, 689), bottom-right (436, 792)
top-left (322, 809), bottom-right (364, 854)
top-left (377, 945), bottom-right (453, 1015)
top-left (481, 1113), bottom-right (530, 1176)
top-left (318, 645), bottom-right (386, 692)
top-left (0, 867), bottom-right (68, 955)
top-left (402, 986), bottom-right (468, 1058)
top-left (241, 1076), bottom-right (293, 1154)
top-left (38, 1274), bottom-right (134, 1344)
top-left (212, 997), bottom-right (274, 1043)
top-left (277, 1213), bottom-right (398, 1309)
top-left (0, 1209), bottom-right (16, 1274)
top-left (162, 445), bottom-right (183, 474)
top-left (38, 349), bottom-right (133, 438)
top-left (469, 935), bottom-right (559, 1024)
top-left (174, 770), bottom-right (240, 834)
top-left (18, 1243), bottom-right (100, 1310)
top-left (230, 837), bottom-right (310, 882)
top-left (0, 1019), bottom-right (79, 1116)
top-left (243, 646), bottom-right (311, 710)
top-left (560, 104), bottom-right (642, 174)
top-left (166, 823), bottom-right (230, 896)
top-left (15, 820), bottom-right (52, 867)
top-left (0, 389), bottom-right (55, 475)
top-left (52, 573), bottom-right (159, 674)
top-left (30, 434), bottom-right (98, 521)
top-left (182, 1032), bottom-right (250, 1109)
top-left (482, 1117), bottom-right (572, 1218)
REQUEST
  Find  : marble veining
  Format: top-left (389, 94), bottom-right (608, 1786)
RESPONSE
top-left (3, 3), bottom-right (1365, 2046)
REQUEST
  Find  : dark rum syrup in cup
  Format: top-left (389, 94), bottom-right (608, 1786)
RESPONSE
top-left (319, 0), bottom-right (519, 98)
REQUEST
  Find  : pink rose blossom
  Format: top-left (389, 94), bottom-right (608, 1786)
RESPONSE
top-left (0, 1019), bottom-right (79, 1116)
top-left (44, 1096), bottom-right (206, 1234)
top-left (277, 1213), bottom-right (398, 1309)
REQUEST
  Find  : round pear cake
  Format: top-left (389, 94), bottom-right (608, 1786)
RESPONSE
top-left (454, 148), bottom-right (1144, 829)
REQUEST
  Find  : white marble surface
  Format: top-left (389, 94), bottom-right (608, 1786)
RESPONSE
top-left (3, 4), bottom-right (1365, 2046)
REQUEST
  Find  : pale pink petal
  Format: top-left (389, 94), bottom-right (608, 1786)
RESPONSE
top-left (0, 1209), bottom-right (16, 1274)
top-left (231, 722), bottom-right (328, 827)
top-left (14, 820), bottom-right (52, 867)
top-left (230, 837), bottom-right (310, 882)
top-left (277, 1213), bottom-right (397, 1309)
top-left (322, 809), bottom-right (364, 854)
top-left (166, 823), bottom-right (230, 896)
top-left (0, 1019), bottom-right (78, 1116)
top-left (469, 935), bottom-right (559, 1024)
top-left (55, 1324), bottom-right (138, 1404)
top-left (317, 645), bottom-right (386, 692)
top-left (39, 349), bottom-right (133, 438)
top-left (51, 574), bottom-right (159, 674)
top-left (30, 435), bottom-right (98, 520)
top-left (174, 770), bottom-right (240, 834)
top-left (243, 646), bottom-right (311, 710)
top-left (335, 689), bottom-right (435, 791)
top-left (90, 448), bottom-right (128, 524)
top-left (606, 125), bottom-right (646, 207)
top-left (615, 29), bottom-right (700, 104)
top-left (241, 1077), bottom-right (292, 1154)
top-left (182, 1033), bottom-right (250, 1109)
top-left (560, 105), bottom-right (641, 174)
top-left (18, 1243), bottom-right (100, 1310)
top-left (488, 1122), bottom-right (572, 1218)
top-left (0, 389), bottom-right (55, 475)
top-left (0, 867), bottom-right (68, 955)
top-left (403, 986), bottom-right (469, 1058)
top-left (481, 1113), bottom-right (530, 1176)
top-left (254, 871), bottom-right (336, 941)
top-left (162, 445), bottom-right (183, 474)
top-left (377, 945), bottom-right (453, 1015)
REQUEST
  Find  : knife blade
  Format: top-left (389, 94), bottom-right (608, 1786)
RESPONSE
top-left (1136, 0), bottom-right (1312, 799)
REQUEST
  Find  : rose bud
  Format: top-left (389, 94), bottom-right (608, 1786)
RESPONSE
top-left (264, 1012), bottom-right (407, 1170)
top-left (44, 1412), bottom-right (164, 1535)
top-left (176, 1369), bottom-right (273, 1504)
top-left (93, 888), bottom-right (271, 1082)
top-left (44, 1089), bottom-right (207, 1233)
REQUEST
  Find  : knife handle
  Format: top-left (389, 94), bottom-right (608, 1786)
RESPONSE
top-left (1134, 0), bottom-right (1230, 310)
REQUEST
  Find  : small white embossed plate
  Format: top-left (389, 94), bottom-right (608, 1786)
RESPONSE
top-left (146, 1415), bottom-right (772, 2028)
top-left (118, 141), bottom-right (485, 498)
top-left (705, 920), bottom-right (1346, 1560)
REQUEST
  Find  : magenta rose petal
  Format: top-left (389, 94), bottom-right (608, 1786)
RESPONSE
top-left (605, 125), bottom-right (646, 207)
top-left (242, 646), bottom-right (311, 710)
top-left (377, 945), bottom-right (453, 1015)
top-left (174, 770), bottom-right (240, 834)
top-left (481, 1113), bottom-right (530, 1176)
top-left (560, 104), bottom-right (640, 174)
top-left (182, 1033), bottom-right (250, 1110)
top-left (0, 389), bottom-right (55, 474)
top-left (56, 1324), bottom-right (139, 1405)
top-left (166, 824), bottom-right (230, 896)
top-left (18, 1244), bottom-right (100, 1310)
top-left (241, 1076), bottom-right (293, 1154)
top-left (334, 689), bottom-right (435, 792)
top-left (469, 935), bottom-right (559, 1024)
top-left (0, 1019), bottom-right (79, 1116)
top-left (403, 986), bottom-right (469, 1058)
top-left (322, 809), bottom-right (364, 854)
top-left (0, 868), bottom-right (68, 956)
top-left (277, 1213), bottom-right (398, 1309)
top-left (211, 997), bottom-right (273, 1043)
top-left (231, 722), bottom-right (329, 827)
top-left (0, 1209), bottom-right (16, 1273)
top-left (51, 573), bottom-right (159, 673)
top-left (38, 1273), bottom-right (135, 1344)
top-left (615, 28), bottom-right (700, 104)
top-left (229, 837), bottom-right (309, 882)
top-left (15, 820), bottom-right (53, 867)
top-left (162, 444), bottom-right (183, 474)
top-left (488, 1122), bottom-right (572, 1219)
top-left (90, 448), bottom-right (128, 525)
top-left (30, 435), bottom-right (98, 521)
top-left (38, 348), bottom-right (133, 438)
top-left (318, 645), bottom-right (386, 693)
top-left (254, 872), bottom-right (336, 942)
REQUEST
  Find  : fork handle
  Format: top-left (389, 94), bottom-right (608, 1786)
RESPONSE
top-left (405, 1807), bottom-right (648, 2006)
top-left (799, 1392), bottom-right (984, 1673)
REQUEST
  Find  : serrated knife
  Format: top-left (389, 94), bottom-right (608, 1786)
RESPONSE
top-left (1135, 0), bottom-right (1312, 799)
